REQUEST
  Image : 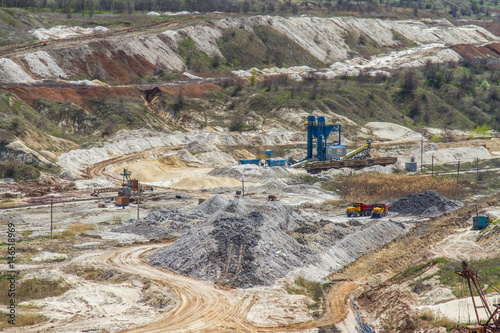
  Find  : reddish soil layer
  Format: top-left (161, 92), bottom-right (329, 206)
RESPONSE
top-left (0, 86), bottom-right (142, 109)
top-left (450, 42), bottom-right (500, 60)
top-left (158, 83), bottom-right (222, 98)
top-left (458, 20), bottom-right (500, 38)
top-left (0, 83), bottom-right (222, 110)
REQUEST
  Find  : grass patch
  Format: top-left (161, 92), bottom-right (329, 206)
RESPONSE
top-left (287, 276), bottom-right (325, 302)
top-left (418, 308), bottom-right (457, 330)
top-left (59, 223), bottom-right (94, 238)
top-left (403, 258), bottom-right (449, 278)
top-left (439, 257), bottom-right (500, 296)
top-left (0, 278), bottom-right (70, 306)
top-left (177, 37), bottom-right (220, 72)
top-left (299, 175), bottom-right (320, 184)
top-left (392, 30), bottom-right (416, 48)
top-left (217, 25), bottom-right (323, 69)
top-left (322, 173), bottom-right (458, 202)
top-left (64, 266), bottom-right (130, 283)
top-left (0, 161), bottom-right (40, 181)
top-left (287, 276), bottom-right (326, 317)
top-left (0, 311), bottom-right (46, 330)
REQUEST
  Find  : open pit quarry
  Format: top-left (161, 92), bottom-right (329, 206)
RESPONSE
top-left (2, 6), bottom-right (500, 333)
top-left (2, 120), bottom-right (500, 332)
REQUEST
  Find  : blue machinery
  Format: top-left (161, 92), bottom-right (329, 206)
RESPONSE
top-left (307, 115), bottom-right (341, 161)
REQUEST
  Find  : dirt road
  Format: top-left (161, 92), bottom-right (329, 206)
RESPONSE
top-left (87, 145), bottom-right (184, 179)
top-left (97, 243), bottom-right (354, 332)
top-left (0, 16), bottom-right (202, 58)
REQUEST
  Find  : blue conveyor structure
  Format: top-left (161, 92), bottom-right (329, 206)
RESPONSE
top-left (306, 116), bottom-right (341, 161)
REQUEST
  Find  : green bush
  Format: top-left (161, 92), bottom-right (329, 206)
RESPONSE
top-left (0, 161), bottom-right (40, 181)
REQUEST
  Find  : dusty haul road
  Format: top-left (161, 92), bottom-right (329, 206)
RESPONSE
top-left (98, 244), bottom-right (352, 333)
top-left (87, 146), bottom-right (184, 179)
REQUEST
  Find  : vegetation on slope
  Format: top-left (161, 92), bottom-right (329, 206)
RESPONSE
top-left (217, 25), bottom-right (324, 69)
top-left (161, 58), bottom-right (498, 135)
top-left (1, 0), bottom-right (499, 21)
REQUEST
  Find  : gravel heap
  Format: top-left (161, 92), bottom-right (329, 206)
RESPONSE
top-left (185, 141), bottom-right (219, 153)
top-left (149, 197), bottom-right (316, 288)
top-left (389, 190), bottom-right (461, 216)
top-left (112, 196), bottom-right (230, 239)
top-left (114, 194), bottom-right (415, 286)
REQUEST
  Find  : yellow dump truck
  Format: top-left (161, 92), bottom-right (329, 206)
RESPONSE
top-left (371, 203), bottom-right (389, 218)
top-left (346, 203), bottom-right (373, 217)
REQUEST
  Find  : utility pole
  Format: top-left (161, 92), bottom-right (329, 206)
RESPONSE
top-left (50, 198), bottom-right (53, 238)
top-left (137, 185), bottom-right (142, 220)
top-left (242, 179), bottom-right (245, 198)
top-left (476, 157), bottom-right (479, 186)
top-left (137, 196), bottom-right (140, 220)
top-left (456, 159), bottom-right (461, 198)
top-left (431, 155), bottom-right (434, 177)
top-left (420, 139), bottom-right (423, 173)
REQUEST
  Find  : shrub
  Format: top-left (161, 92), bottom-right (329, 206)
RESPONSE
top-left (60, 223), bottom-right (94, 238)
top-left (322, 173), bottom-right (458, 202)
top-left (0, 161), bottom-right (40, 181)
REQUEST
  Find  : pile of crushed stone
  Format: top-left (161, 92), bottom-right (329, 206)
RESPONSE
top-left (113, 195), bottom-right (414, 286)
top-left (112, 196), bottom-right (230, 239)
top-left (149, 196), bottom-right (315, 288)
top-left (389, 190), bottom-right (461, 216)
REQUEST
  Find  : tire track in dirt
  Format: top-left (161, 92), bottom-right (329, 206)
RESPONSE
top-left (0, 17), bottom-right (198, 58)
top-left (87, 145), bottom-right (183, 179)
top-left (98, 244), bottom-right (356, 332)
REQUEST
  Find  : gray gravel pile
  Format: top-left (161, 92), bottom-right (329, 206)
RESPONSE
top-left (111, 217), bottom-right (190, 239)
top-left (112, 195), bottom-right (230, 239)
top-left (292, 219), bottom-right (411, 282)
top-left (389, 190), bottom-right (461, 216)
top-left (150, 198), bottom-right (316, 288)
top-left (191, 195), bottom-right (229, 215)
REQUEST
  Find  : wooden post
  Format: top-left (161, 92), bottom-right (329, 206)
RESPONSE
top-left (456, 159), bottom-right (460, 198)
top-left (242, 179), bottom-right (245, 198)
top-left (476, 157), bottom-right (479, 186)
top-left (137, 196), bottom-right (140, 220)
top-left (50, 198), bottom-right (53, 238)
top-left (421, 139), bottom-right (423, 173)
top-left (431, 155), bottom-right (434, 177)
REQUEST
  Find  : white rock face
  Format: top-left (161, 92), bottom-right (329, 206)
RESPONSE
top-left (1, 16), bottom-right (497, 83)
top-left (423, 146), bottom-right (492, 164)
top-left (364, 122), bottom-right (424, 142)
top-left (29, 25), bottom-right (109, 40)
top-left (18, 51), bottom-right (67, 79)
top-left (0, 58), bottom-right (35, 83)
top-left (57, 129), bottom-right (302, 174)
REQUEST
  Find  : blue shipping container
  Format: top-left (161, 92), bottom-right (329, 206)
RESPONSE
top-left (405, 162), bottom-right (417, 172)
top-left (266, 159), bottom-right (287, 167)
top-left (239, 159), bottom-right (260, 165)
top-left (472, 215), bottom-right (488, 230)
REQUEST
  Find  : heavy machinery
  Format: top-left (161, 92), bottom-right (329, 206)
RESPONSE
top-left (291, 115), bottom-right (397, 173)
top-left (455, 261), bottom-right (500, 332)
top-left (115, 168), bottom-right (140, 206)
top-left (305, 156), bottom-right (397, 173)
top-left (346, 203), bottom-right (374, 217)
top-left (371, 203), bottom-right (389, 218)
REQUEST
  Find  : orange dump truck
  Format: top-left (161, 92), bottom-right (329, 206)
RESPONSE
top-left (346, 203), bottom-right (374, 217)
top-left (371, 203), bottom-right (389, 218)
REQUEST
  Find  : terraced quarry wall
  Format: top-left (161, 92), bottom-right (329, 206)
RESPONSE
top-left (0, 16), bottom-right (498, 84)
